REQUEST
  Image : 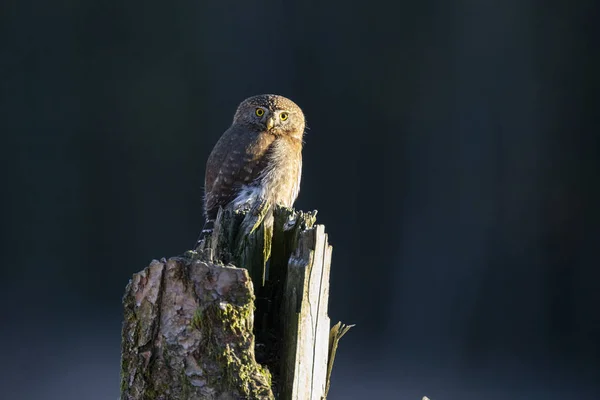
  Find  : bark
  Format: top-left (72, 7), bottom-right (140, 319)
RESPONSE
top-left (121, 256), bottom-right (273, 399)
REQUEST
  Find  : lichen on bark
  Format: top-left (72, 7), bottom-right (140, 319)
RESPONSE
top-left (120, 257), bottom-right (273, 399)
top-left (196, 301), bottom-right (272, 398)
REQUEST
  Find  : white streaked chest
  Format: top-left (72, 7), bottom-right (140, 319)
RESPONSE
top-left (232, 138), bottom-right (302, 210)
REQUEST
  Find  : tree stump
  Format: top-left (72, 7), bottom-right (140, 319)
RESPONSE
top-left (120, 205), bottom-right (351, 399)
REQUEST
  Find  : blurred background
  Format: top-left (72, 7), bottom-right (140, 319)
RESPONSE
top-left (1, 0), bottom-right (599, 399)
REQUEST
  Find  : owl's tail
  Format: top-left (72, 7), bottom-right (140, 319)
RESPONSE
top-left (194, 219), bottom-right (214, 248)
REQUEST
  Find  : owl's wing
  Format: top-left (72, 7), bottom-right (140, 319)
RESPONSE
top-left (204, 125), bottom-right (274, 219)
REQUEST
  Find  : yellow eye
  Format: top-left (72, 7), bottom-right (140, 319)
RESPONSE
top-left (280, 112), bottom-right (289, 121)
top-left (255, 108), bottom-right (264, 117)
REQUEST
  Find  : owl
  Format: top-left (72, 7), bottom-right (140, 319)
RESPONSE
top-left (198, 94), bottom-right (305, 242)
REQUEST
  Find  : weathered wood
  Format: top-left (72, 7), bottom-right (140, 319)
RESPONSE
top-left (324, 322), bottom-right (355, 398)
top-left (121, 205), bottom-right (351, 399)
top-left (280, 224), bottom-right (332, 400)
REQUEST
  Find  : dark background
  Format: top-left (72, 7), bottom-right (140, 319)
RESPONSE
top-left (1, 1), bottom-right (599, 399)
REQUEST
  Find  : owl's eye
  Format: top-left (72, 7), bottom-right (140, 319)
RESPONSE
top-left (280, 112), bottom-right (289, 121)
top-left (255, 108), bottom-right (264, 117)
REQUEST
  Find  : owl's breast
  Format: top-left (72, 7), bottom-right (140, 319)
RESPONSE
top-left (262, 137), bottom-right (302, 207)
top-left (232, 136), bottom-right (302, 210)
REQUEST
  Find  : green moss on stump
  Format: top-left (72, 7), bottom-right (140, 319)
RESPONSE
top-left (194, 299), bottom-right (273, 399)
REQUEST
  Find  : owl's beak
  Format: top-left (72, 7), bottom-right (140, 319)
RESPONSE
top-left (266, 116), bottom-right (275, 131)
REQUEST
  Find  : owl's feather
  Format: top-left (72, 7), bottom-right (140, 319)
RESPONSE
top-left (204, 124), bottom-right (276, 220)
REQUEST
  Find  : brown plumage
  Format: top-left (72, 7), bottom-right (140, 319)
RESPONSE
top-left (199, 94), bottom-right (305, 239)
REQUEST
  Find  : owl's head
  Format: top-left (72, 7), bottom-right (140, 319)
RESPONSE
top-left (233, 94), bottom-right (305, 140)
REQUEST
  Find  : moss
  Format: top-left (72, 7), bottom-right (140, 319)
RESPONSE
top-left (191, 308), bottom-right (203, 330)
top-left (258, 364), bottom-right (272, 387)
top-left (194, 300), bottom-right (273, 398)
top-left (120, 359), bottom-right (129, 393)
top-left (179, 368), bottom-right (193, 399)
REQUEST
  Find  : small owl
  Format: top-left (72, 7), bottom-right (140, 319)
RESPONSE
top-left (198, 94), bottom-right (305, 241)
